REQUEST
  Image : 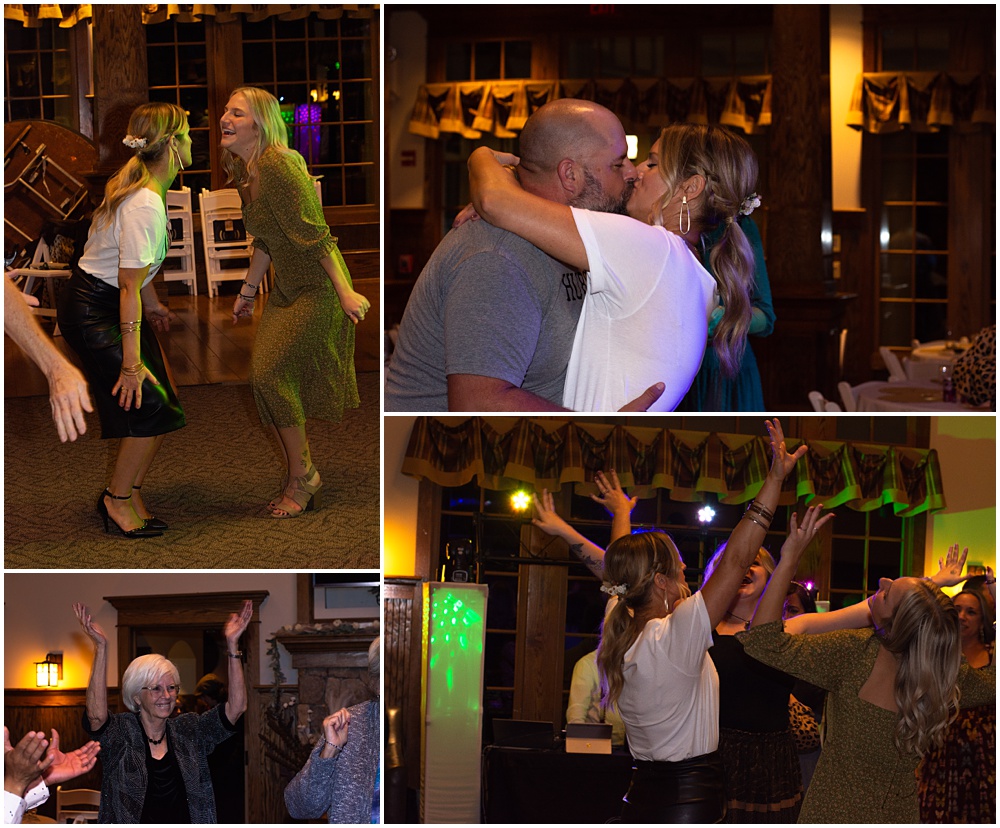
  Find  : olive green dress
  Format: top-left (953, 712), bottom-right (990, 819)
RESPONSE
top-left (242, 148), bottom-right (359, 427)
top-left (737, 622), bottom-right (995, 824)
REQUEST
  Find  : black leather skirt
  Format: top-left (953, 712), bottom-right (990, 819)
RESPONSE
top-left (622, 751), bottom-right (726, 824)
top-left (56, 268), bottom-right (186, 439)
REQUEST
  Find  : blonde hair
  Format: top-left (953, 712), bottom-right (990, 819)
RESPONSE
top-left (701, 544), bottom-right (775, 588)
top-left (92, 103), bottom-right (187, 230)
top-left (121, 654), bottom-right (181, 713)
top-left (651, 124), bottom-right (758, 377)
top-left (881, 580), bottom-right (961, 757)
top-left (221, 86), bottom-right (306, 186)
top-left (596, 531), bottom-right (687, 709)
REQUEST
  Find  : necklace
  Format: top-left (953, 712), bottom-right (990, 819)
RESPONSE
top-left (146, 731), bottom-right (165, 746)
top-left (725, 610), bottom-right (751, 630)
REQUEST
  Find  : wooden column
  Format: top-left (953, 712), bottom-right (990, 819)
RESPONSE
top-left (91, 5), bottom-right (148, 173)
top-left (767, 4), bottom-right (824, 294)
top-left (760, 6), bottom-right (857, 409)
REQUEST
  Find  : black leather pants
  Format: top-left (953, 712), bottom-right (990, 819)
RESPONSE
top-left (621, 751), bottom-right (726, 824)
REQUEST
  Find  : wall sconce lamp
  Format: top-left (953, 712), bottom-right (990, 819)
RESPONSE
top-left (35, 652), bottom-right (63, 687)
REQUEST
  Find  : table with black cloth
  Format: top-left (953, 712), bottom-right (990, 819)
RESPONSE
top-left (482, 744), bottom-right (634, 823)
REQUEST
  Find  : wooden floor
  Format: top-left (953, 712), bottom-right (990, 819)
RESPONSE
top-left (6, 290), bottom-right (266, 398)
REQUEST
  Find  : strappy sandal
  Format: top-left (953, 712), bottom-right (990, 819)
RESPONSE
top-left (271, 467), bottom-right (323, 519)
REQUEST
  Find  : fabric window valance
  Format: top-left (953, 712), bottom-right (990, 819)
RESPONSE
top-left (847, 72), bottom-right (994, 134)
top-left (408, 76), bottom-right (773, 140)
top-left (3, 4), bottom-right (377, 29)
top-left (401, 417), bottom-right (945, 516)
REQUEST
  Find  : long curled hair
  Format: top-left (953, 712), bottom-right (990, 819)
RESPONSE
top-left (92, 102), bottom-right (188, 230)
top-left (221, 86), bottom-right (306, 187)
top-left (650, 124), bottom-right (758, 378)
top-left (879, 579), bottom-right (961, 757)
top-left (596, 531), bottom-right (688, 709)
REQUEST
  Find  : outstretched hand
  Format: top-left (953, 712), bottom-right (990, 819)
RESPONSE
top-left (531, 489), bottom-right (570, 538)
top-left (765, 418), bottom-right (807, 481)
top-left (591, 470), bottom-right (636, 517)
top-left (929, 544), bottom-right (969, 587)
top-left (73, 603), bottom-right (107, 648)
top-left (224, 600), bottom-right (253, 648)
top-left (40, 730), bottom-right (100, 786)
top-left (780, 504), bottom-right (835, 564)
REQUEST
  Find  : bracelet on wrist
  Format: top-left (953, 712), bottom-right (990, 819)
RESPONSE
top-left (239, 293), bottom-right (256, 302)
top-left (241, 279), bottom-right (259, 295)
top-left (227, 650), bottom-right (243, 659)
top-left (120, 362), bottom-right (145, 377)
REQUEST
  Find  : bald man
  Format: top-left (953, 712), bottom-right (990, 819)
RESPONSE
top-left (385, 99), bottom-right (661, 412)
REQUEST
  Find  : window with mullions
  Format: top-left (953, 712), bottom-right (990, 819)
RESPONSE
top-left (878, 131), bottom-right (950, 345)
top-left (562, 35), bottom-right (666, 78)
top-left (241, 15), bottom-right (376, 207)
top-left (445, 39), bottom-right (532, 81)
top-left (3, 20), bottom-right (75, 127)
top-left (146, 21), bottom-right (212, 196)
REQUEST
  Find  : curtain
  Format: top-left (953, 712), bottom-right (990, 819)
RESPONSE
top-left (846, 72), bottom-right (995, 133)
top-left (409, 76), bottom-right (774, 140)
top-left (401, 417), bottom-right (946, 515)
top-left (3, 4), bottom-right (376, 28)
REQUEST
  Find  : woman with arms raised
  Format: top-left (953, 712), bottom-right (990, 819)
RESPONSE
top-left (469, 124), bottom-right (759, 412)
top-left (74, 600), bottom-right (252, 823)
top-left (737, 546), bottom-right (996, 823)
top-left (223, 86), bottom-right (370, 518)
top-left (529, 420), bottom-right (802, 821)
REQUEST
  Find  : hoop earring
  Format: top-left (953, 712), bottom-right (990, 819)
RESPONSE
top-left (679, 195), bottom-right (691, 235)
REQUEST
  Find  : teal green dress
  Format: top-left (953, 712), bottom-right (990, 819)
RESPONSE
top-left (242, 148), bottom-right (359, 427)
top-left (678, 216), bottom-right (774, 412)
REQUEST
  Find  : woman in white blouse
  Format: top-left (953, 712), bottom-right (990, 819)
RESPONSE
top-left (57, 103), bottom-right (190, 537)
top-left (468, 123), bottom-right (760, 412)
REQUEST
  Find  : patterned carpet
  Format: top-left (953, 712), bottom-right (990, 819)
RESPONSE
top-left (4, 373), bottom-right (379, 569)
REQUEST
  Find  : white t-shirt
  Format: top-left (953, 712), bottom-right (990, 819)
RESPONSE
top-left (78, 187), bottom-right (168, 289)
top-left (564, 209), bottom-right (718, 412)
top-left (615, 590), bottom-right (719, 762)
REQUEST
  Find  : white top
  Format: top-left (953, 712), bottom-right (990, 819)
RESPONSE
top-left (4, 780), bottom-right (49, 824)
top-left (616, 590), bottom-right (719, 762)
top-left (78, 187), bottom-right (168, 289)
top-left (564, 209), bottom-right (717, 412)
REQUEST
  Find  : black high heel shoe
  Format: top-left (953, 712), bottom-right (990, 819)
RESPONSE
top-left (96, 490), bottom-right (163, 538)
top-left (133, 485), bottom-right (169, 531)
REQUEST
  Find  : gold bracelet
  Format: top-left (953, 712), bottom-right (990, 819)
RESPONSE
top-left (120, 362), bottom-right (145, 376)
top-left (742, 511), bottom-right (770, 531)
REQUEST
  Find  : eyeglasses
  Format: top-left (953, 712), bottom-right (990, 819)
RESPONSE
top-left (141, 684), bottom-right (179, 696)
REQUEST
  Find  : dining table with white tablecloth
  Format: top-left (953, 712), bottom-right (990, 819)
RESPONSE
top-left (905, 340), bottom-right (970, 383)
top-left (852, 379), bottom-right (986, 413)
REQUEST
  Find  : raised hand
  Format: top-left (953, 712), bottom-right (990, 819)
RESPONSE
top-left (780, 504), bottom-right (835, 565)
top-left (73, 603), bottom-right (107, 648)
top-left (765, 418), bottom-right (807, 481)
top-left (531, 489), bottom-right (570, 538)
top-left (40, 730), bottom-right (100, 786)
top-left (224, 599), bottom-right (253, 648)
top-left (4, 728), bottom-right (54, 795)
top-left (590, 470), bottom-right (637, 518)
top-left (322, 707), bottom-right (351, 750)
top-left (930, 544), bottom-right (969, 587)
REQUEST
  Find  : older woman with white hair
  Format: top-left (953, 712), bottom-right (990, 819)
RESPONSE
top-left (285, 636), bottom-right (381, 823)
top-left (73, 600), bottom-right (252, 823)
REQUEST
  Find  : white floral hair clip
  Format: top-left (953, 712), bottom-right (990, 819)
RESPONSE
top-left (600, 582), bottom-right (628, 596)
top-left (739, 192), bottom-right (761, 217)
top-left (123, 135), bottom-right (147, 150)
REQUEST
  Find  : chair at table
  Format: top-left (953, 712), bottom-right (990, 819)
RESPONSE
top-left (808, 391), bottom-right (841, 412)
top-left (837, 381), bottom-right (858, 412)
top-left (55, 786), bottom-right (100, 823)
top-left (199, 188), bottom-right (266, 298)
top-left (878, 346), bottom-right (909, 382)
top-left (162, 186), bottom-right (197, 295)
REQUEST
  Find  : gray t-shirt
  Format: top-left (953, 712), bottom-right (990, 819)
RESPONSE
top-left (385, 220), bottom-right (586, 411)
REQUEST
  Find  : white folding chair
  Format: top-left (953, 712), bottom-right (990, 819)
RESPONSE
top-left (56, 786), bottom-right (100, 823)
top-left (808, 391), bottom-right (841, 412)
top-left (199, 188), bottom-right (265, 298)
top-left (837, 381), bottom-right (858, 412)
top-left (162, 186), bottom-right (197, 295)
top-left (878, 346), bottom-right (908, 383)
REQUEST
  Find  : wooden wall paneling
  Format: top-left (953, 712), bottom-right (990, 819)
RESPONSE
top-left (205, 18), bottom-right (245, 191)
top-left (384, 579), bottom-right (424, 799)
